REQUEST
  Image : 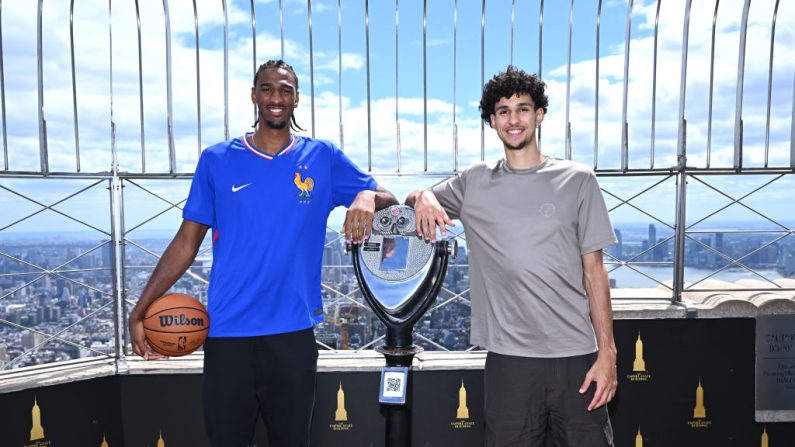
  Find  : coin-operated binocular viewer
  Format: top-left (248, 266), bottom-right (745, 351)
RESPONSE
top-left (346, 205), bottom-right (456, 447)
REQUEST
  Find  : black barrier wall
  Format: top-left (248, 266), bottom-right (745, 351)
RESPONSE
top-left (2, 318), bottom-right (795, 446)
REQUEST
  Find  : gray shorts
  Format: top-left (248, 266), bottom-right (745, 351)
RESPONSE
top-left (484, 351), bottom-right (614, 447)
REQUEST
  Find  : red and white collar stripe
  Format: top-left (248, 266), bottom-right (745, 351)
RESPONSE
top-left (242, 133), bottom-right (297, 160)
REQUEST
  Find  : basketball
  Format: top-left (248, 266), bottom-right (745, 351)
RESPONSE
top-left (143, 293), bottom-right (209, 357)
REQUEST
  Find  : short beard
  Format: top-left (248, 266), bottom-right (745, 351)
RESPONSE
top-left (263, 118), bottom-right (289, 130)
top-left (503, 141), bottom-right (527, 151)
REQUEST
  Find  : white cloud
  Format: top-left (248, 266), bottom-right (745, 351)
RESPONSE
top-left (312, 52), bottom-right (365, 72)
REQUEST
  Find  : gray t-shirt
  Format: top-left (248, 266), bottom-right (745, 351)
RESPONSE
top-left (432, 157), bottom-right (616, 357)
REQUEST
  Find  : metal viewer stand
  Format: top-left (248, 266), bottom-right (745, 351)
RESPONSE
top-left (347, 205), bottom-right (455, 447)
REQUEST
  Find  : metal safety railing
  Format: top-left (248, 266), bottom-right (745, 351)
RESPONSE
top-left (0, 0), bottom-right (793, 371)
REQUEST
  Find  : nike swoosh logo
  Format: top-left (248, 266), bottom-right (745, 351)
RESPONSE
top-left (231, 183), bottom-right (252, 192)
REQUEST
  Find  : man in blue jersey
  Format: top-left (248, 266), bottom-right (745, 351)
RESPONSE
top-left (129, 59), bottom-right (397, 446)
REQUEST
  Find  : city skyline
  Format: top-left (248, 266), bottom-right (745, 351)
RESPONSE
top-left (2, 220), bottom-right (794, 369)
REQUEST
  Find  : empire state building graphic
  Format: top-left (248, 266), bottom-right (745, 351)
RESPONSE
top-left (335, 382), bottom-right (348, 422)
top-left (633, 333), bottom-right (646, 372)
top-left (450, 378), bottom-right (475, 429)
top-left (627, 332), bottom-right (651, 381)
top-left (687, 378), bottom-right (711, 428)
top-left (693, 379), bottom-right (706, 419)
top-left (456, 379), bottom-right (469, 419)
top-left (30, 396), bottom-right (45, 441)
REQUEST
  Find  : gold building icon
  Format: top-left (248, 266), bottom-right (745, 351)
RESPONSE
top-left (633, 332), bottom-right (646, 372)
top-left (693, 379), bottom-right (706, 419)
top-left (157, 431), bottom-right (165, 447)
top-left (635, 427), bottom-right (642, 447)
top-left (335, 382), bottom-right (348, 422)
top-left (30, 395), bottom-right (45, 441)
top-left (761, 426), bottom-right (768, 447)
top-left (101, 433), bottom-right (109, 447)
top-left (456, 379), bottom-right (469, 419)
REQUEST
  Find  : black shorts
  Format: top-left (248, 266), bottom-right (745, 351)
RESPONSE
top-left (202, 328), bottom-right (319, 447)
top-left (484, 351), bottom-right (614, 447)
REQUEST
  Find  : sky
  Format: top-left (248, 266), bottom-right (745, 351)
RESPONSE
top-left (0, 0), bottom-right (793, 235)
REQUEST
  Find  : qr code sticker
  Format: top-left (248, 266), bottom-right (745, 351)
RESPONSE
top-left (386, 377), bottom-right (402, 393)
top-left (382, 370), bottom-right (406, 399)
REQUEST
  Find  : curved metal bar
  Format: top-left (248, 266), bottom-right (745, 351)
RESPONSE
top-left (308, 0), bottom-right (316, 138)
top-left (764, 0), bottom-right (780, 168)
top-left (396, 0), bottom-right (401, 171)
top-left (565, 0), bottom-right (573, 160)
top-left (453, 0), bottom-right (458, 171)
top-left (423, 0), bottom-right (427, 171)
top-left (651, 0), bottom-right (662, 169)
top-left (222, 0), bottom-right (229, 140)
top-left (250, 0), bottom-right (257, 121)
top-left (365, 0), bottom-right (371, 170)
top-left (338, 0), bottom-right (344, 150)
top-left (734, 0), bottom-right (751, 169)
top-left (594, 0), bottom-right (601, 169)
top-left (37, 0), bottom-right (47, 174)
top-left (538, 0), bottom-right (544, 78)
top-left (706, 0), bottom-right (719, 168)
top-left (134, 0), bottom-right (145, 172)
top-left (538, 0), bottom-right (544, 148)
top-left (620, 0), bottom-right (633, 172)
top-left (109, 0), bottom-right (116, 175)
top-left (192, 0), bottom-right (201, 155)
top-left (162, 0), bottom-right (176, 175)
top-left (70, 0), bottom-right (81, 172)
top-left (676, 0), bottom-right (692, 161)
top-left (510, 0), bottom-right (515, 65)
top-left (673, 0), bottom-right (693, 303)
top-left (279, 0), bottom-right (284, 59)
top-left (480, 0), bottom-right (485, 161)
top-left (0, 0), bottom-right (5, 171)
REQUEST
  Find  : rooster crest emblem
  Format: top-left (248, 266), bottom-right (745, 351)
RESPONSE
top-left (294, 172), bottom-right (315, 198)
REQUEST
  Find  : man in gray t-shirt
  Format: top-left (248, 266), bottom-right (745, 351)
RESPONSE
top-left (406, 66), bottom-right (617, 447)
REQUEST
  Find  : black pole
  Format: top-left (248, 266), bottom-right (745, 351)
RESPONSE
top-left (383, 336), bottom-right (415, 447)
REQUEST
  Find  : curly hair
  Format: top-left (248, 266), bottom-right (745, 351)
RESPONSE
top-left (479, 66), bottom-right (548, 126)
top-left (252, 59), bottom-right (305, 132)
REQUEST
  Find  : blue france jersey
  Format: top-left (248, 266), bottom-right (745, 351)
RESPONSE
top-left (183, 134), bottom-right (377, 337)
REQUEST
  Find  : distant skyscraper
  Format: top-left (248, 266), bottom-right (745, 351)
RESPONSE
top-left (102, 244), bottom-right (113, 269)
top-left (648, 224), bottom-right (658, 261)
top-left (0, 344), bottom-right (7, 368)
top-left (22, 331), bottom-right (45, 349)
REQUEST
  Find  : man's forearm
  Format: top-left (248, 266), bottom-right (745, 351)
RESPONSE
top-left (583, 252), bottom-right (616, 358)
top-left (131, 221), bottom-right (208, 319)
top-left (374, 184), bottom-right (398, 209)
top-left (404, 190), bottom-right (422, 208)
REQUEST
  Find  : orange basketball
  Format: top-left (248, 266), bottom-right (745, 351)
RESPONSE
top-left (143, 293), bottom-right (209, 357)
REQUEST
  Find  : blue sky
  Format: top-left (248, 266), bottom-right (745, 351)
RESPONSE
top-left (0, 0), bottom-right (793, 234)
